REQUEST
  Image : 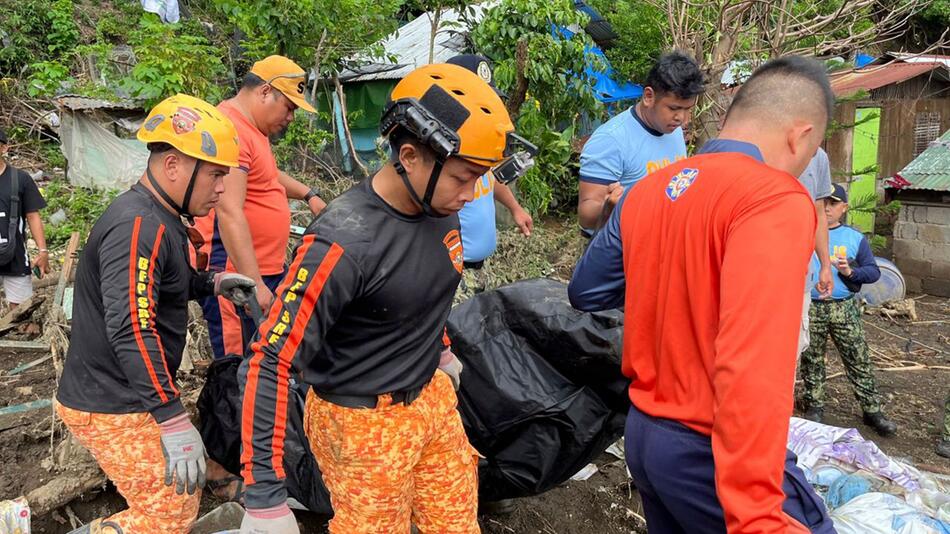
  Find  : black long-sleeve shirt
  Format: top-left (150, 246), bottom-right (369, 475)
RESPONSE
top-left (240, 176), bottom-right (463, 508)
top-left (57, 184), bottom-right (214, 423)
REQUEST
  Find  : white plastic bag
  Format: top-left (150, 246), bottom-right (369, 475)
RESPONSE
top-left (0, 497), bottom-right (30, 534)
top-left (832, 493), bottom-right (946, 534)
top-left (140, 0), bottom-right (180, 23)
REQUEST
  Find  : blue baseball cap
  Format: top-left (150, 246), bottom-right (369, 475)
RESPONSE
top-left (830, 183), bottom-right (848, 203)
top-left (446, 54), bottom-right (507, 99)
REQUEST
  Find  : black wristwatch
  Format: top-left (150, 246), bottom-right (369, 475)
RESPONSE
top-left (304, 188), bottom-right (321, 203)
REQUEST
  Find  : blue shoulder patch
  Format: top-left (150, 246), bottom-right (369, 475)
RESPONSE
top-left (665, 168), bottom-right (699, 201)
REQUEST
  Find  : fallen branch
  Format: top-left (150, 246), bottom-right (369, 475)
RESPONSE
top-left (0, 295), bottom-right (45, 335)
top-left (24, 465), bottom-right (107, 517)
top-left (33, 272), bottom-right (63, 290)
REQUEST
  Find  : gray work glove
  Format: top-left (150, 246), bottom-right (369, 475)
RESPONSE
top-left (159, 413), bottom-right (207, 495)
top-left (214, 272), bottom-right (257, 307)
top-left (438, 348), bottom-right (463, 390)
top-left (240, 503), bottom-right (300, 534)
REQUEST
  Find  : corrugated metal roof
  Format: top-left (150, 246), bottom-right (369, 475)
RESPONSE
top-left (55, 95), bottom-right (142, 111)
top-left (890, 129), bottom-right (950, 192)
top-left (829, 62), bottom-right (947, 96)
top-left (338, 3), bottom-right (494, 83)
top-left (886, 52), bottom-right (950, 69)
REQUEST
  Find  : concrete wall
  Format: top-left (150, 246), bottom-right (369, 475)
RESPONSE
top-left (892, 202), bottom-right (950, 296)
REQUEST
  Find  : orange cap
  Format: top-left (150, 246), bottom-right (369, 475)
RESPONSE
top-left (249, 55), bottom-right (316, 113)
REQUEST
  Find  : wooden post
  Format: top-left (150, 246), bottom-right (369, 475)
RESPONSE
top-left (52, 232), bottom-right (81, 313)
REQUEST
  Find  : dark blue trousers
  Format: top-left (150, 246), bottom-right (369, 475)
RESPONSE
top-left (624, 404), bottom-right (837, 533)
top-left (200, 271), bottom-right (285, 360)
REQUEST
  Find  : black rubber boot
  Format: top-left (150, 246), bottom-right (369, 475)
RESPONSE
top-left (862, 411), bottom-right (897, 437)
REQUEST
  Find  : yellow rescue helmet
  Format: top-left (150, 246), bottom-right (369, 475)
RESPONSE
top-left (382, 63), bottom-right (514, 165)
top-left (137, 94), bottom-right (240, 168)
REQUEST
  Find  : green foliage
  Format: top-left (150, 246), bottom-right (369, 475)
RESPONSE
top-left (47, 0), bottom-right (81, 56)
top-left (471, 0), bottom-right (603, 214)
top-left (119, 15), bottom-right (228, 107)
top-left (40, 179), bottom-right (118, 246)
top-left (274, 118), bottom-right (334, 170)
top-left (0, 0), bottom-right (57, 75)
top-left (868, 234), bottom-right (887, 254)
top-left (848, 191), bottom-right (900, 254)
top-left (586, 0), bottom-right (667, 83)
top-left (27, 61), bottom-right (73, 97)
top-left (212, 0), bottom-right (402, 72)
top-left (515, 101), bottom-right (576, 214)
top-left (473, 0), bottom-right (601, 126)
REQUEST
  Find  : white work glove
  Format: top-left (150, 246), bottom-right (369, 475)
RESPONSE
top-left (240, 503), bottom-right (300, 534)
top-left (438, 348), bottom-right (463, 390)
top-left (158, 413), bottom-right (207, 495)
top-left (214, 272), bottom-right (257, 307)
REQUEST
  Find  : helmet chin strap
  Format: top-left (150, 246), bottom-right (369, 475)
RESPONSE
top-left (393, 159), bottom-right (446, 218)
top-left (145, 160), bottom-right (202, 224)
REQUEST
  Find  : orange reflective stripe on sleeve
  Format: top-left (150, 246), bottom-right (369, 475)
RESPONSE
top-left (145, 224), bottom-right (179, 397)
top-left (241, 235), bottom-right (345, 484)
top-left (270, 242), bottom-right (344, 479)
top-left (128, 216), bottom-right (168, 404)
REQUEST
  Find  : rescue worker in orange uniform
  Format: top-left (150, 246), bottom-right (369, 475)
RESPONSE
top-left (56, 94), bottom-right (256, 534)
top-left (569, 57), bottom-right (839, 533)
top-left (194, 55), bottom-right (326, 363)
top-left (238, 64), bottom-right (532, 533)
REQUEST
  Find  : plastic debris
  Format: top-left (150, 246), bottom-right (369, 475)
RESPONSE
top-left (0, 497), bottom-right (30, 534)
top-left (570, 464), bottom-right (599, 481)
top-left (605, 439), bottom-right (625, 460)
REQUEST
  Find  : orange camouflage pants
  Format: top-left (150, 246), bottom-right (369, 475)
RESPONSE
top-left (55, 402), bottom-right (200, 534)
top-left (304, 371), bottom-right (480, 534)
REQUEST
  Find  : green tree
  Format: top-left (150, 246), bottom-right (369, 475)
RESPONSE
top-left (212, 0), bottom-right (403, 72)
top-left (119, 15), bottom-right (229, 107)
top-left (471, 0), bottom-right (603, 213)
top-left (587, 0), bottom-right (667, 83)
top-left (406, 1), bottom-right (475, 64)
top-left (650, 0), bottom-right (931, 144)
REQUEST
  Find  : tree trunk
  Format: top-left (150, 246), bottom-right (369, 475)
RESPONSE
top-left (333, 74), bottom-right (369, 177)
top-left (506, 39), bottom-right (529, 117)
top-left (428, 9), bottom-right (442, 64)
top-left (693, 19), bottom-right (738, 147)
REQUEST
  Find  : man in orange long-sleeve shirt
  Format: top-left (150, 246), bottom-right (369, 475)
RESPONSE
top-left (569, 57), bottom-right (838, 533)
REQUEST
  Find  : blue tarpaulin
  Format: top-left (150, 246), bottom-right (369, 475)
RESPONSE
top-left (855, 53), bottom-right (876, 68)
top-left (554, 25), bottom-right (642, 104)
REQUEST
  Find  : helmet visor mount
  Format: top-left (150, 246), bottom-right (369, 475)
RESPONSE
top-left (493, 132), bottom-right (539, 185)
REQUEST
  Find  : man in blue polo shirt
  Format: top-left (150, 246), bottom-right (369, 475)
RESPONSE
top-left (577, 51), bottom-right (704, 233)
top-left (449, 55), bottom-right (533, 298)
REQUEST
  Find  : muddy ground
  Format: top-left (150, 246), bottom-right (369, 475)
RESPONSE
top-left (1, 288), bottom-right (947, 532)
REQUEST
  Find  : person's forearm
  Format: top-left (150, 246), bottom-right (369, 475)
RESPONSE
top-left (278, 170), bottom-right (310, 200)
top-left (216, 211), bottom-right (263, 282)
top-left (578, 198), bottom-right (607, 229)
top-left (26, 212), bottom-right (46, 250)
top-left (815, 201), bottom-right (830, 268)
top-left (494, 182), bottom-right (523, 214)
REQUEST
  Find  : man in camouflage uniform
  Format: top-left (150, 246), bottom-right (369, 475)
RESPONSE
top-left (799, 184), bottom-right (897, 437)
top-left (937, 394), bottom-right (950, 458)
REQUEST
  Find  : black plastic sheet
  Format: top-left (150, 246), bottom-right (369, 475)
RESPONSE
top-left (448, 278), bottom-right (627, 501)
top-left (198, 278), bottom-right (628, 507)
